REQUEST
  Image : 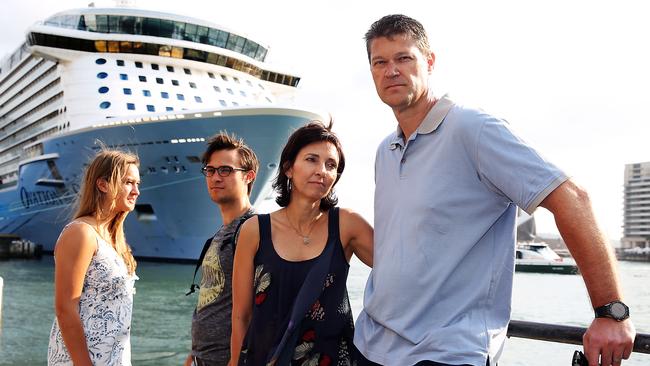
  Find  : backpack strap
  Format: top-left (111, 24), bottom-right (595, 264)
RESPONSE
top-left (186, 236), bottom-right (214, 296)
top-left (186, 215), bottom-right (250, 296)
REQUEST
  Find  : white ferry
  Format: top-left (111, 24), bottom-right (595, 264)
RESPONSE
top-left (0, 5), bottom-right (324, 261)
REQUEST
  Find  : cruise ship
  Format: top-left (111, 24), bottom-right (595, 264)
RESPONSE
top-left (0, 5), bottom-right (324, 261)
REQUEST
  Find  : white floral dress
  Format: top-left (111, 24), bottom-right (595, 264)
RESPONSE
top-left (48, 222), bottom-right (138, 366)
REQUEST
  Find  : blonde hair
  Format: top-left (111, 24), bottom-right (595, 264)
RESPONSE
top-left (74, 150), bottom-right (139, 274)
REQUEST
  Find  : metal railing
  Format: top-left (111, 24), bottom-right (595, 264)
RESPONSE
top-left (508, 320), bottom-right (650, 354)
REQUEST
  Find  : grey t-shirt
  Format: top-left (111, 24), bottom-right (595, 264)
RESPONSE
top-left (191, 210), bottom-right (254, 364)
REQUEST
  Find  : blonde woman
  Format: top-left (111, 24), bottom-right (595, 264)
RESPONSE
top-left (48, 150), bottom-right (141, 366)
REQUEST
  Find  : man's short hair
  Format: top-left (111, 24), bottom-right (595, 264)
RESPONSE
top-left (201, 132), bottom-right (259, 195)
top-left (364, 14), bottom-right (431, 62)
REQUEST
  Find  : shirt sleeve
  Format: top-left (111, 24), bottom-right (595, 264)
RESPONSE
top-left (474, 115), bottom-right (568, 214)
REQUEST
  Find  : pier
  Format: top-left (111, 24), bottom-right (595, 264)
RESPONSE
top-left (0, 234), bottom-right (42, 259)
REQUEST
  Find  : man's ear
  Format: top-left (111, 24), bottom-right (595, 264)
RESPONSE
top-left (245, 170), bottom-right (256, 184)
top-left (96, 178), bottom-right (109, 193)
top-left (427, 51), bottom-right (436, 73)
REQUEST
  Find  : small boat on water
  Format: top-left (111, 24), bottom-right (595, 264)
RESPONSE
top-left (515, 242), bottom-right (579, 274)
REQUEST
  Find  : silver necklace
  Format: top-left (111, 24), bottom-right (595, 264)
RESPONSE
top-left (285, 210), bottom-right (320, 245)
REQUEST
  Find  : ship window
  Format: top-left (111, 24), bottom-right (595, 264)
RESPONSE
top-left (143, 17), bottom-right (161, 37)
top-left (135, 61), bottom-right (143, 68)
top-left (243, 40), bottom-right (259, 59)
top-left (143, 90), bottom-right (151, 97)
top-left (213, 86), bottom-right (221, 92)
top-left (161, 91), bottom-right (169, 99)
top-left (123, 88), bottom-right (132, 95)
top-left (151, 63), bottom-right (159, 70)
top-left (189, 82), bottom-right (197, 88)
top-left (258, 83), bottom-right (265, 90)
top-left (208, 72), bottom-right (215, 79)
top-left (95, 15), bottom-right (109, 33)
top-left (232, 101), bottom-right (239, 106)
top-left (95, 58), bottom-right (107, 65)
top-left (177, 94), bottom-right (185, 101)
top-left (156, 77), bottom-right (164, 84)
top-left (184, 23), bottom-right (198, 42)
top-left (99, 101), bottom-right (111, 109)
top-left (147, 105), bottom-right (155, 112)
top-left (98, 86), bottom-right (109, 94)
top-left (166, 65), bottom-right (174, 72)
top-left (265, 97), bottom-right (272, 103)
top-left (226, 88), bottom-right (233, 95)
top-left (221, 74), bottom-right (228, 81)
top-left (233, 77), bottom-right (240, 84)
top-left (97, 72), bottom-right (108, 79)
top-left (120, 73), bottom-right (128, 80)
top-left (166, 106), bottom-right (174, 111)
top-left (139, 75), bottom-right (147, 82)
top-left (194, 96), bottom-right (202, 103)
top-left (240, 90), bottom-right (246, 97)
top-left (127, 103), bottom-right (135, 110)
top-left (219, 99), bottom-right (227, 106)
top-left (116, 59), bottom-right (125, 66)
top-left (171, 79), bottom-right (179, 86)
top-left (135, 204), bottom-right (157, 221)
top-left (246, 80), bottom-right (253, 87)
top-left (184, 68), bottom-right (191, 75)
top-left (118, 16), bottom-right (138, 35)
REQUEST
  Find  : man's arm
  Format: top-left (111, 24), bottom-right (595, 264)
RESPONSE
top-left (540, 179), bottom-right (635, 366)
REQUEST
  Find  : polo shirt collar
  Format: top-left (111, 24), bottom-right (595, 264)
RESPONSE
top-left (391, 94), bottom-right (454, 147)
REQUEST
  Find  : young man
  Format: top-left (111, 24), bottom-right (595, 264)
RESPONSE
top-left (185, 132), bottom-right (259, 366)
top-left (353, 14), bottom-right (636, 366)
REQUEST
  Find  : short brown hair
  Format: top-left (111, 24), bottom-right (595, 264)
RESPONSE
top-left (273, 120), bottom-right (345, 211)
top-left (201, 132), bottom-right (259, 194)
top-left (364, 14), bottom-right (431, 62)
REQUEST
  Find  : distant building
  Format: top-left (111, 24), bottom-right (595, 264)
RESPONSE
top-left (622, 162), bottom-right (650, 249)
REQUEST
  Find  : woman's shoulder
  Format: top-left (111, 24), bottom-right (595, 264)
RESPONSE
top-left (55, 218), bottom-right (99, 254)
top-left (240, 214), bottom-right (261, 232)
top-left (336, 207), bottom-right (363, 221)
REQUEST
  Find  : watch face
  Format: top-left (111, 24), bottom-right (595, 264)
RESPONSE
top-left (611, 302), bottom-right (627, 319)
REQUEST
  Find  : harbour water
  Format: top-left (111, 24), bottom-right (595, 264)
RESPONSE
top-left (0, 257), bottom-right (648, 365)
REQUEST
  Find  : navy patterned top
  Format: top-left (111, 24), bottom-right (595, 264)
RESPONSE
top-left (238, 208), bottom-right (356, 366)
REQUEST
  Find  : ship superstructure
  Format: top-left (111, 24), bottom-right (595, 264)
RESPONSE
top-left (0, 6), bottom-right (323, 260)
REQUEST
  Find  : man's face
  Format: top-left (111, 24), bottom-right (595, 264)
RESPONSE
top-left (204, 149), bottom-right (251, 205)
top-left (369, 34), bottom-right (434, 112)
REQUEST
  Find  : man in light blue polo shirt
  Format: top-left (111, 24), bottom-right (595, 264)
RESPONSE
top-left (353, 14), bottom-right (636, 366)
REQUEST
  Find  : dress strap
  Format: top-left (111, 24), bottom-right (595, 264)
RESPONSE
top-left (257, 214), bottom-right (272, 255)
top-left (327, 207), bottom-right (340, 244)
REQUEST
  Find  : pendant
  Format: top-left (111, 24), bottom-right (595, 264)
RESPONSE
top-left (302, 236), bottom-right (310, 245)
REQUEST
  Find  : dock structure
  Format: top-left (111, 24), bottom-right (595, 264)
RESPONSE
top-left (0, 234), bottom-right (42, 259)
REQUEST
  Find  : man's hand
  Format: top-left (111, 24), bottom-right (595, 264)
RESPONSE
top-left (583, 317), bottom-right (635, 366)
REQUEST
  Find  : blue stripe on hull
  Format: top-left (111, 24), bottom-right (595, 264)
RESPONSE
top-left (0, 109), bottom-right (319, 261)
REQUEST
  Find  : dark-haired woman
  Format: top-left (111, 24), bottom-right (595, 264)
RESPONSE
top-left (231, 121), bottom-right (373, 365)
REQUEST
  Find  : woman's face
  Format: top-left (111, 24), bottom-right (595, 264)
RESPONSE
top-left (286, 141), bottom-right (340, 202)
top-left (114, 164), bottom-right (141, 212)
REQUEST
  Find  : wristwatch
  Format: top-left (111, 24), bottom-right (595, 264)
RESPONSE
top-left (594, 300), bottom-right (630, 321)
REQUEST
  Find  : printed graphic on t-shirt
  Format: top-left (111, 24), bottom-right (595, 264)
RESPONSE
top-left (197, 243), bottom-right (225, 312)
